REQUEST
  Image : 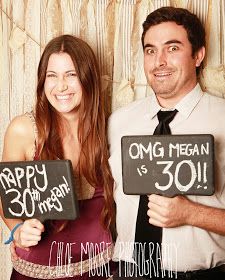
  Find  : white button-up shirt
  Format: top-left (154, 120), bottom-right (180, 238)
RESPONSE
top-left (108, 84), bottom-right (225, 272)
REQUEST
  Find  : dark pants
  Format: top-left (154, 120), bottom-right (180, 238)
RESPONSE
top-left (113, 261), bottom-right (225, 280)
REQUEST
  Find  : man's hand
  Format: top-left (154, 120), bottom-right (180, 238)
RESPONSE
top-left (147, 194), bottom-right (194, 228)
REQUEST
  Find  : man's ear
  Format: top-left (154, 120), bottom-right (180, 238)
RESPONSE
top-left (195, 46), bottom-right (205, 67)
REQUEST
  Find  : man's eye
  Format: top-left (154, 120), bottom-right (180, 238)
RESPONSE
top-left (146, 49), bottom-right (155, 55)
top-left (169, 46), bottom-right (179, 52)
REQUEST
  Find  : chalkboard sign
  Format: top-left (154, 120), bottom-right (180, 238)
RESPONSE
top-left (0, 160), bottom-right (79, 221)
top-left (121, 135), bottom-right (214, 197)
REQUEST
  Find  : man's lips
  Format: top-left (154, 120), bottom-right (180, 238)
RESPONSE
top-left (154, 72), bottom-right (173, 77)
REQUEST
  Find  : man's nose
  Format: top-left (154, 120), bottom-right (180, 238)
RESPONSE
top-left (155, 50), bottom-right (167, 68)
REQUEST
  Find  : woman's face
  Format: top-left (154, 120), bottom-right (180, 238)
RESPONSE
top-left (44, 52), bottom-right (83, 115)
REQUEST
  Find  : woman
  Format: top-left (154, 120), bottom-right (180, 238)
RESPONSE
top-left (1, 35), bottom-right (115, 279)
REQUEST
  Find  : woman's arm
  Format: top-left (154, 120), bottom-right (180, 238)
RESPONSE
top-left (1, 115), bottom-right (44, 249)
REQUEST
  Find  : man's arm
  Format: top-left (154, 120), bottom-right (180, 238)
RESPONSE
top-left (148, 194), bottom-right (225, 235)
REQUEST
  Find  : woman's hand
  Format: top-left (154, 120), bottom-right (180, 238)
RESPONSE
top-left (10, 241), bottom-right (19, 261)
top-left (13, 219), bottom-right (45, 249)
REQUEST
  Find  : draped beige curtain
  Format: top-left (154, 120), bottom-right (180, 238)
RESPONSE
top-left (0, 0), bottom-right (225, 278)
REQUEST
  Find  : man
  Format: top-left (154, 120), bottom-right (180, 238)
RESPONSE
top-left (109, 6), bottom-right (225, 280)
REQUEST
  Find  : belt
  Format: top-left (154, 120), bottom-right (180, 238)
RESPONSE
top-left (117, 261), bottom-right (225, 279)
top-left (163, 264), bottom-right (225, 280)
top-left (13, 244), bottom-right (114, 279)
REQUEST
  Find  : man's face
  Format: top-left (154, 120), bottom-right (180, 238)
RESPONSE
top-left (143, 21), bottom-right (204, 106)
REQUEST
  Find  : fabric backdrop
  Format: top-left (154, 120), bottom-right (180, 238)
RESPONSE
top-left (0, 0), bottom-right (225, 278)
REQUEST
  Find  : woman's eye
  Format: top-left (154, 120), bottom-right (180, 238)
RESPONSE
top-left (46, 73), bottom-right (57, 78)
top-left (67, 72), bottom-right (77, 77)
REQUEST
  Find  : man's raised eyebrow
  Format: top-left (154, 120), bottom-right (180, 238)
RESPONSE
top-left (164, 40), bottom-right (183, 45)
top-left (144, 40), bottom-right (182, 49)
top-left (143, 43), bottom-right (155, 49)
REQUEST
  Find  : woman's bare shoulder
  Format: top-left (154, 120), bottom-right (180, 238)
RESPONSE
top-left (6, 114), bottom-right (34, 137)
top-left (2, 113), bottom-right (36, 161)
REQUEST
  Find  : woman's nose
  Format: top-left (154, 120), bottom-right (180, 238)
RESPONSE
top-left (57, 79), bottom-right (68, 92)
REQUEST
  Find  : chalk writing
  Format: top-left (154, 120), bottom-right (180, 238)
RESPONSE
top-left (137, 165), bottom-right (148, 176)
top-left (122, 135), bottom-right (214, 196)
top-left (129, 142), bottom-right (209, 161)
top-left (129, 142), bottom-right (164, 160)
top-left (0, 160), bottom-right (78, 220)
top-left (0, 165), bottom-right (47, 191)
top-left (38, 176), bottom-right (70, 214)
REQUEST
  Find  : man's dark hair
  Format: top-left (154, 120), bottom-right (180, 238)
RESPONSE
top-left (142, 6), bottom-right (206, 57)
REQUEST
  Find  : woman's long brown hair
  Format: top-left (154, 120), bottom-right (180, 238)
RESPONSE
top-left (35, 35), bottom-right (115, 232)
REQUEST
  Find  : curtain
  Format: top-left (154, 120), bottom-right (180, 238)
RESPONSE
top-left (0, 0), bottom-right (225, 278)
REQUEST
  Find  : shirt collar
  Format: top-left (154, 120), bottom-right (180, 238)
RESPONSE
top-left (149, 83), bottom-right (204, 119)
top-left (149, 93), bottom-right (162, 119)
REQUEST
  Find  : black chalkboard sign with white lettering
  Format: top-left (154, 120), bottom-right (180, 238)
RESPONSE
top-left (121, 135), bottom-right (214, 197)
top-left (0, 160), bottom-right (79, 221)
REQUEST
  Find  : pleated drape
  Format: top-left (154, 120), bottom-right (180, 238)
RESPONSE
top-left (0, 0), bottom-right (225, 278)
